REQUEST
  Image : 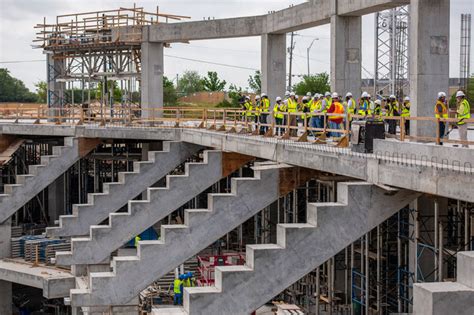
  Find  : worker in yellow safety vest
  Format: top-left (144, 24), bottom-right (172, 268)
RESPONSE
top-left (134, 235), bottom-right (141, 248)
top-left (173, 274), bottom-right (184, 305)
top-left (309, 94), bottom-right (323, 135)
top-left (260, 93), bottom-right (270, 134)
top-left (243, 95), bottom-right (253, 118)
top-left (401, 96), bottom-right (411, 135)
top-left (287, 92), bottom-right (298, 136)
top-left (386, 95), bottom-right (399, 135)
top-left (434, 92), bottom-right (449, 145)
top-left (455, 90), bottom-right (471, 148)
top-left (273, 96), bottom-right (285, 136)
top-left (358, 92), bottom-right (370, 117)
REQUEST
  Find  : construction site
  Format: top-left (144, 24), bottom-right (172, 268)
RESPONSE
top-left (0, 0), bottom-right (473, 314)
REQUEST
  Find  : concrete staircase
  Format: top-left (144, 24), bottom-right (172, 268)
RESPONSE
top-left (70, 164), bottom-right (283, 306)
top-left (0, 137), bottom-right (95, 223)
top-left (413, 251), bottom-right (474, 315)
top-left (46, 141), bottom-right (201, 237)
top-left (55, 151), bottom-right (253, 266)
top-left (180, 182), bottom-right (419, 315)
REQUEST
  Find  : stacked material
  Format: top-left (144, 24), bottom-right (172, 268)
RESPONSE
top-left (11, 235), bottom-right (43, 258)
top-left (45, 242), bottom-right (71, 265)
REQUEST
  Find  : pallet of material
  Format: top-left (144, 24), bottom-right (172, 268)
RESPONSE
top-left (45, 242), bottom-right (71, 265)
top-left (10, 235), bottom-right (44, 258)
top-left (24, 238), bottom-right (66, 262)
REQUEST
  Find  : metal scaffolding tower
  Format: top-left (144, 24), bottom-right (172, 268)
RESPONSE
top-left (459, 14), bottom-right (472, 90)
top-left (374, 6), bottom-right (409, 98)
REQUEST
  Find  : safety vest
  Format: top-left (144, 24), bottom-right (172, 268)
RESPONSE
top-left (329, 102), bottom-right (344, 121)
top-left (310, 99), bottom-right (322, 116)
top-left (401, 102), bottom-right (410, 117)
top-left (345, 99), bottom-right (355, 115)
top-left (358, 100), bottom-right (370, 116)
top-left (287, 98), bottom-right (298, 113)
top-left (387, 101), bottom-right (399, 116)
top-left (434, 100), bottom-right (448, 119)
top-left (173, 279), bottom-right (182, 294)
top-left (322, 97), bottom-right (332, 113)
top-left (273, 103), bottom-right (284, 119)
top-left (244, 101), bottom-right (254, 117)
top-left (183, 278), bottom-right (192, 287)
top-left (457, 99), bottom-right (471, 125)
top-left (261, 98), bottom-right (270, 113)
top-left (134, 235), bottom-right (141, 247)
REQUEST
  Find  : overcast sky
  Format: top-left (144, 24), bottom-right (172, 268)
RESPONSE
top-left (0, 0), bottom-right (473, 92)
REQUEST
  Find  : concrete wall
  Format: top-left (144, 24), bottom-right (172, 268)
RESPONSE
top-left (261, 34), bottom-right (286, 111)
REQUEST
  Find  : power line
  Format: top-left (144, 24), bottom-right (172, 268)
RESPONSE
top-left (164, 54), bottom-right (258, 71)
top-left (0, 59), bottom-right (44, 64)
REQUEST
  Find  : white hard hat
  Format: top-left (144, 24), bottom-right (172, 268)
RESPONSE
top-left (389, 94), bottom-right (396, 99)
top-left (285, 91), bottom-right (290, 96)
top-left (314, 93), bottom-right (319, 99)
top-left (276, 96), bottom-right (282, 101)
top-left (361, 91), bottom-right (369, 98)
top-left (325, 92), bottom-right (331, 97)
top-left (302, 96), bottom-right (308, 101)
top-left (290, 92), bottom-right (296, 97)
top-left (438, 92), bottom-right (446, 98)
top-left (456, 91), bottom-right (465, 98)
top-left (375, 99), bottom-right (382, 105)
top-left (332, 92), bottom-right (339, 99)
top-left (261, 93), bottom-right (267, 97)
top-left (367, 94), bottom-right (371, 98)
top-left (245, 95), bottom-right (250, 100)
top-left (306, 92), bottom-right (312, 97)
top-left (404, 96), bottom-right (410, 102)
top-left (346, 92), bottom-right (353, 98)
top-left (255, 95), bottom-right (261, 99)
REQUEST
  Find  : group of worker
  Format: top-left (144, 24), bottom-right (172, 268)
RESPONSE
top-left (173, 272), bottom-right (196, 305)
top-left (240, 89), bottom-right (470, 146)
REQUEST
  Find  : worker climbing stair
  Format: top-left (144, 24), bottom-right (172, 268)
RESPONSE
top-left (46, 141), bottom-right (202, 237)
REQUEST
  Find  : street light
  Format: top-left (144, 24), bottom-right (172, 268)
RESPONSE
top-left (307, 37), bottom-right (319, 76)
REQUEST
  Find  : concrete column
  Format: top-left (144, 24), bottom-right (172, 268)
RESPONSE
top-left (0, 219), bottom-right (12, 314)
top-left (330, 15), bottom-right (362, 95)
top-left (409, 0), bottom-right (450, 138)
top-left (141, 42), bottom-right (164, 119)
top-left (48, 175), bottom-right (65, 223)
top-left (261, 34), bottom-right (286, 112)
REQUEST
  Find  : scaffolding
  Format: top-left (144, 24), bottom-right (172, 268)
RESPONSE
top-left (374, 6), bottom-right (410, 98)
top-left (33, 5), bottom-right (189, 110)
top-left (459, 14), bottom-right (472, 91)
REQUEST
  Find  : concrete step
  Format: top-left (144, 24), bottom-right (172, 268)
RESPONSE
top-left (456, 251), bottom-right (474, 289)
top-left (70, 166), bottom-right (282, 306)
top-left (46, 141), bottom-right (202, 237)
top-left (56, 150), bottom-right (235, 266)
top-left (182, 182), bottom-right (419, 315)
top-left (413, 281), bottom-right (474, 315)
top-left (0, 137), bottom-right (87, 223)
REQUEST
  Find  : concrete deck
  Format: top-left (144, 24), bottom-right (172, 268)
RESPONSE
top-left (1, 123), bottom-right (472, 202)
top-left (0, 259), bottom-right (75, 298)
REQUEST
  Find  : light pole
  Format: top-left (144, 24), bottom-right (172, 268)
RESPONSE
top-left (307, 37), bottom-right (319, 76)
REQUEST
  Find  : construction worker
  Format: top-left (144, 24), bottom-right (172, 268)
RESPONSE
top-left (260, 93), bottom-right (270, 134)
top-left (373, 99), bottom-right (383, 119)
top-left (367, 94), bottom-right (375, 115)
top-left (287, 92), bottom-right (298, 136)
top-left (435, 92), bottom-right (449, 145)
top-left (173, 274), bottom-right (185, 305)
top-left (273, 96), bottom-right (284, 136)
top-left (358, 92), bottom-right (370, 117)
top-left (456, 90), bottom-right (471, 148)
top-left (310, 94), bottom-right (323, 134)
top-left (386, 95), bottom-right (399, 134)
top-left (253, 95), bottom-right (261, 128)
top-left (327, 92), bottom-right (345, 137)
top-left (243, 95), bottom-right (253, 123)
top-left (134, 235), bottom-right (141, 248)
top-left (344, 92), bottom-right (355, 116)
top-left (401, 96), bottom-right (411, 135)
top-left (300, 96), bottom-right (311, 127)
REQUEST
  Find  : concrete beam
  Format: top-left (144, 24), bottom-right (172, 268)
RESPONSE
top-left (141, 40), bottom-right (164, 118)
top-left (409, 0), bottom-right (450, 138)
top-left (336, 0), bottom-right (410, 16)
top-left (413, 282), bottom-right (474, 315)
top-left (330, 14), bottom-right (362, 95)
top-left (0, 259), bottom-right (75, 299)
top-left (261, 34), bottom-right (286, 109)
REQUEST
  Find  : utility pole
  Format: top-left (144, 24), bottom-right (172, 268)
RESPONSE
top-left (288, 32), bottom-right (295, 91)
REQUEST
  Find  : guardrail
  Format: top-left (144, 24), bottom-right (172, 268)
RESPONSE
top-left (0, 105), bottom-right (473, 147)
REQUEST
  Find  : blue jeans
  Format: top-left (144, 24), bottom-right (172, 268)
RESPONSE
top-left (310, 116), bottom-right (323, 131)
top-left (174, 293), bottom-right (183, 305)
top-left (329, 121), bottom-right (342, 137)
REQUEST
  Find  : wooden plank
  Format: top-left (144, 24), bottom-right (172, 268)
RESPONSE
top-left (279, 167), bottom-right (320, 196)
top-left (78, 138), bottom-right (102, 157)
top-left (221, 152), bottom-right (255, 177)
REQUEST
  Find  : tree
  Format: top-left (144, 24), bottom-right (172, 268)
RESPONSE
top-left (248, 70), bottom-right (261, 94)
top-left (0, 68), bottom-right (38, 102)
top-left (202, 71), bottom-right (226, 91)
top-left (35, 81), bottom-right (47, 103)
top-left (177, 71), bottom-right (203, 95)
top-left (163, 76), bottom-right (178, 106)
top-left (96, 80), bottom-right (122, 103)
top-left (293, 72), bottom-right (330, 96)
